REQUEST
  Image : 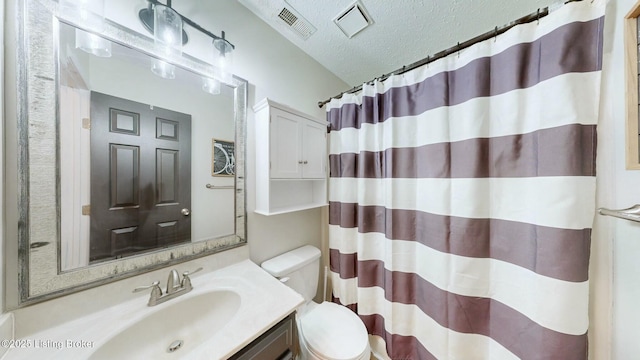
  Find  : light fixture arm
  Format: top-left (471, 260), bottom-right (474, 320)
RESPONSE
top-left (142, 0), bottom-right (235, 50)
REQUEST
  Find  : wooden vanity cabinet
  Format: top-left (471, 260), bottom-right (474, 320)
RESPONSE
top-left (229, 313), bottom-right (298, 360)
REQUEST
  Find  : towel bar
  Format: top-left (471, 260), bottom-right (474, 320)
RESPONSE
top-left (598, 204), bottom-right (640, 223)
top-left (205, 184), bottom-right (234, 189)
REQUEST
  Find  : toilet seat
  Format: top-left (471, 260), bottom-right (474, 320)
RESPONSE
top-left (300, 302), bottom-right (369, 360)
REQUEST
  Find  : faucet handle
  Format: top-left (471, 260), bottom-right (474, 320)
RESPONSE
top-left (181, 267), bottom-right (203, 291)
top-left (133, 281), bottom-right (162, 293)
top-left (182, 267), bottom-right (203, 278)
top-left (133, 281), bottom-right (163, 306)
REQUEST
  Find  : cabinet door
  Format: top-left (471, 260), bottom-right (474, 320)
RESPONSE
top-left (270, 108), bottom-right (302, 179)
top-left (229, 314), bottom-right (297, 360)
top-left (301, 120), bottom-right (327, 179)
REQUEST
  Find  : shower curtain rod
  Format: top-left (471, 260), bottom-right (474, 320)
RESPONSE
top-left (318, 0), bottom-right (584, 108)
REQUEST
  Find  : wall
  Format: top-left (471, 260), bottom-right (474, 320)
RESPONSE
top-left (600, 0), bottom-right (640, 358)
top-left (589, 2), bottom-right (615, 360)
top-left (0, 0), bottom-right (4, 314)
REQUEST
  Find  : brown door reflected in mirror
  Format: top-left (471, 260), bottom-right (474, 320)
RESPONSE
top-left (89, 92), bottom-right (192, 263)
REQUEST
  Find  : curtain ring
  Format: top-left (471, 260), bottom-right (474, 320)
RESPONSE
top-left (494, 26), bottom-right (498, 42)
top-left (426, 56), bottom-right (430, 68)
top-left (457, 42), bottom-right (461, 58)
top-left (536, 8), bottom-right (540, 24)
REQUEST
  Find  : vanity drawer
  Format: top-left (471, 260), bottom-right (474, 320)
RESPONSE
top-left (229, 313), bottom-right (297, 360)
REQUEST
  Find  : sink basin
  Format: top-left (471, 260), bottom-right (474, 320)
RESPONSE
top-left (89, 290), bottom-right (240, 359)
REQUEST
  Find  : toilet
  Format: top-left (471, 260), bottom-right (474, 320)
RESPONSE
top-left (261, 245), bottom-right (370, 360)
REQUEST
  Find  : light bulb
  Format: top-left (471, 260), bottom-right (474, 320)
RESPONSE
top-left (212, 38), bottom-right (234, 84)
top-left (202, 77), bottom-right (221, 95)
top-left (151, 59), bottom-right (176, 80)
top-left (75, 29), bottom-right (112, 58)
top-left (154, 4), bottom-right (182, 57)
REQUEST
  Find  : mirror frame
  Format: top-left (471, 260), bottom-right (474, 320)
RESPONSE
top-left (14, 0), bottom-right (248, 306)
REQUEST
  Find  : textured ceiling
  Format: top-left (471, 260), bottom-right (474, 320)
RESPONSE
top-left (238, 0), bottom-right (556, 87)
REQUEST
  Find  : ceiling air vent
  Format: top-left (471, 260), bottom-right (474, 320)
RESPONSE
top-left (277, 2), bottom-right (317, 40)
top-left (333, 0), bottom-right (374, 38)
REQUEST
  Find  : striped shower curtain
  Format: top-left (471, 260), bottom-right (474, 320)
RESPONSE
top-left (327, 1), bottom-right (604, 359)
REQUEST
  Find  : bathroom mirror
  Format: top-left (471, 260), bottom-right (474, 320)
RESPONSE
top-left (13, 0), bottom-right (247, 305)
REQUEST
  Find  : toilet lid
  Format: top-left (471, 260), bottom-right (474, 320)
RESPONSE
top-left (300, 302), bottom-right (369, 360)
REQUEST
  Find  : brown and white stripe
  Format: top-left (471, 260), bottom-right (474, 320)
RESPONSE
top-left (327, 2), bottom-right (604, 359)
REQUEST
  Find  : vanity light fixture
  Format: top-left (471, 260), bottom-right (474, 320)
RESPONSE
top-left (138, 0), bottom-right (236, 85)
top-left (60, 0), bottom-right (112, 58)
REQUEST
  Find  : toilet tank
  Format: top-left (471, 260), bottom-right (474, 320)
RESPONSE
top-left (261, 245), bottom-right (321, 303)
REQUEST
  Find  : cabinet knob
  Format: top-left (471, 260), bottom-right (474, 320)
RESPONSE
top-left (298, 161), bottom-right (304, 164)
top-left (303, 161), bottom-right (308, 164)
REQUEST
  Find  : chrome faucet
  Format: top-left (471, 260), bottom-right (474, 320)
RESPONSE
top-left (133, 267), bottom-right (203, 306)
top-left (166, 269), bottom-right (181, 295)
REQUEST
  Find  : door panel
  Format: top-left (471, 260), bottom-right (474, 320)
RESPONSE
top-left (90, 92), bottom-right (191, 262)
top-left (270, 108), bottom-right (302, 178)
top-left (156, 149), bottom-right (178, 204)
top-left (301, 121), bottom-right (327, 179)
top-left (157, 118), bottom-right (179, 141)
top-left (110, 109), bottom-right (140, 135)
top-left (110, 144), bottom-right (140, 209)
top-left (156, 221), bottom-right (178, 247)
top-left (110, 226), bottom-right (138, 257)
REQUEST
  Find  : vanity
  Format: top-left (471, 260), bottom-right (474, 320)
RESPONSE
top-left (3, 258), bottom-right (304, 359)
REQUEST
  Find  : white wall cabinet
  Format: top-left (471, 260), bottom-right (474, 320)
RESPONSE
top-left (254, 99), bottom-right (328, 215)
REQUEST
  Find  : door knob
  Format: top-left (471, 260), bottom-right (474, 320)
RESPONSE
top-left (181, 208), bottom-right (190, 216)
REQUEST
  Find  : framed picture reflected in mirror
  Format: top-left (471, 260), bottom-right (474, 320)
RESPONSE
top-left (212, 138), bottom-right (235, 176)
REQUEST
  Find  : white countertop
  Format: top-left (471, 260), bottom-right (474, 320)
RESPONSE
top-left (2, 260), bottom-right (304, 360)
